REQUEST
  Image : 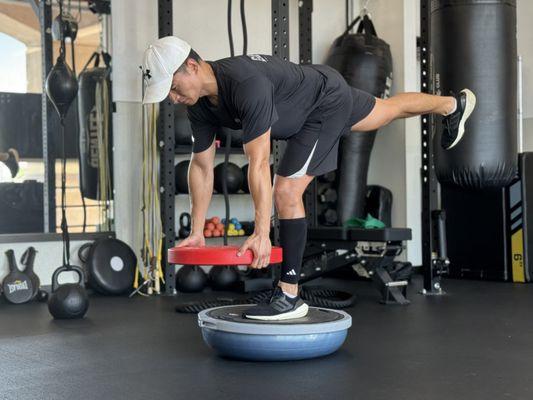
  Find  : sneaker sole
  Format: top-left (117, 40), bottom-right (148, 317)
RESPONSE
top-left (446, 88), bottom-right (476, 150)
top-left (244, 303), bottom-right (309, 321)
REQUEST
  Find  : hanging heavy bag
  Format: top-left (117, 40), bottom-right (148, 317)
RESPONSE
top-left (432, 0), bottom-right (517, 189)
top-left (325, 15), bottom-right (393, 224)
top-left (2, 249), bottom-right (34, 304)
top-left (78, 238), bottom-right (136, 295)
top-left (325, 14), bottom-right (392, 98)
top-left (78, 54), bottom-right (113, 200)
top-left (48, 265), bottom-right (89, 319)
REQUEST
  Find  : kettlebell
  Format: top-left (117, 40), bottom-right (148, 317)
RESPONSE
top-left (176, 266), bottom-right (207, 293)
top-left (48, 265), bottom-right (89, 320)
top-left (209, 266), bottom-right (239, 291)
top-left (178, 212), bottom-right (191, 239)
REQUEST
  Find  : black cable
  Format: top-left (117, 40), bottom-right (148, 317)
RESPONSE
top-left (346, 0), bottom-right (349, 30)
top-left (222, 131), bottom-right (231, 246)
top-left (57, 0), bottom-right (72, 267)
top-left (174, 287), bottom-right (356, 313)
top-left (58, 0), bottom-right (66, 58)
top-left (240, 0), bottom-right (247, 55)
top-left (60, 122), bottom-right (71, 267)
top-left (227, 0), bottom-right (235, 57)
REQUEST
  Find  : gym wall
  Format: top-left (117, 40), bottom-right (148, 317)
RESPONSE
top-left (0, 241), bottom-right (96, 287)
top-left (356, 0), bottom-right (421, 264)
top-left (517, 0), bottom-right (533, 150)
top-left (109, 0), bottom-right (532, 268)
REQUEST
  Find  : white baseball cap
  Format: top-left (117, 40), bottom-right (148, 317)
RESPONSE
top-left (142, 36), bottom-right (192, 104)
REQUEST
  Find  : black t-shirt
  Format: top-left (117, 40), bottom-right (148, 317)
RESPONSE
top-left (187, 55), bottom-right (341, 153)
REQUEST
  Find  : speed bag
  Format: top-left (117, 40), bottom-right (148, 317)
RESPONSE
top-left (78, 67), bottom-right (113, 200)
top-left (325, 14), bottom-right (392, 99)
top-left (432, 0), bottom-right (517, 189)
top-left (84, 238), bottom-right (136, 295)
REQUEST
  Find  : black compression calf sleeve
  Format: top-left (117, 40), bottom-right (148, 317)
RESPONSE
top-left (279, 217), bottom-right (307, 285)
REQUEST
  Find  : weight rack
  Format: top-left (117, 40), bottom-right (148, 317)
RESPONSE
top-left (160, 0), bottom-right (442, 295)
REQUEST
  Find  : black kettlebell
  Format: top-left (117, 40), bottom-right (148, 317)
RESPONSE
top-left (48, 265), bottom-right (89, 320)
top-left (45, 55), bottom-right (78, 120)
top-left (176, 266), bottom-right (207, 293)
top-left (178, 212), bottom-right (191, 239)
top-left (209, 266), bottom-right (239, 291)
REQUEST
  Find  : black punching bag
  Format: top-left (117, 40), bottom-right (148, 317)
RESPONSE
top-left (78, 67), bottom-right (113, 200)
top-left (432, 0), bottom-right (517, 189)
top-left (326, 15), bottom-right (392, 98)
top-left (325, 15), bottom-right (392, 224)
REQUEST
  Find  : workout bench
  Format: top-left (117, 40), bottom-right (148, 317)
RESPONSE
top-left (303, 227), bottom-right (412, 305)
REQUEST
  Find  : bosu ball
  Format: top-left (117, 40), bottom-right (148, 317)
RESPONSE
top-left (170, 245), bottom-right (352, 361)
top-left (197, 305), bottom-right (352, 361)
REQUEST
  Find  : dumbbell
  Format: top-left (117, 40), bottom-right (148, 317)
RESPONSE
top-left (319, 208), bottom-right (338, 226)
top-left (319, 188), bottom-right (337, 203)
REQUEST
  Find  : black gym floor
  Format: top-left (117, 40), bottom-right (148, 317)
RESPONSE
top-left (1, 277), bottom-right (533, 400)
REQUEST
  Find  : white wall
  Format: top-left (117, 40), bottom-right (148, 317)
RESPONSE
top-left (110, 0), bottom-right (351, 242)
top-left (0, 241), bottom-right (97, 288)
top-left (517, 0), bottom-right (533, 150)
top-left (170, 0), bottom-right (347, 229)
top-left (111, 0), bottom-right (157, 254)
top-left (362, 0), bottom-right (421, 264)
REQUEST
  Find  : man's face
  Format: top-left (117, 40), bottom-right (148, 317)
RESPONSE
top-left (168, 61), bottom-right (202, 106)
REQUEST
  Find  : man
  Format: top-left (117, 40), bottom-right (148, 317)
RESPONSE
top-left (142, 36), bottom-right (475, 320)
top-left (0, 149), bottom-right (20, 179)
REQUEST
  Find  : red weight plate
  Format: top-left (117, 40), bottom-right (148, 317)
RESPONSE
top-left (168, 245), bottom-right (283, 266)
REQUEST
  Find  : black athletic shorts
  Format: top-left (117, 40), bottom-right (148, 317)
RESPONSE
top-left (276, 73), bottom-right (376, 178)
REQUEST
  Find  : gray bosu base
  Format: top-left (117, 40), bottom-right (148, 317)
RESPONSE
top-left (198, 305), bottom-right (352, 361)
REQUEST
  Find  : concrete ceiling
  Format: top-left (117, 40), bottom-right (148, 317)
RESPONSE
top-left (0, 0), bottom-right (100, 47)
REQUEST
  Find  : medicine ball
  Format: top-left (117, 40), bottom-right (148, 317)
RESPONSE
top-left (214, 162), bottom-right (243, 194)
top-left (241, 163), bottom-right (274, 193)
top-left (174, 104), bottom-right (192, 146)
top-left (175, 160), bottom-right (190, 194)
top-left (176, 266), bottom-right (207, 293)
top-left (209, 266), bottom-right (239, 291)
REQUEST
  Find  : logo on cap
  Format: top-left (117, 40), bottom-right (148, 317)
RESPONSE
top-left (143, 69), bottom-right (152, 80)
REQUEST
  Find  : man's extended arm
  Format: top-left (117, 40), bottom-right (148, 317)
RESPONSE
top-left (239, 129), bottom-right (273, 268)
